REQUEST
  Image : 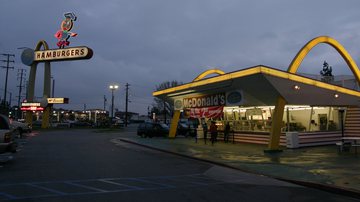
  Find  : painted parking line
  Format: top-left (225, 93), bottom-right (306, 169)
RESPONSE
top-left (0, 174), bottom-right (224, 201)
top-left (27, 183), bottom-right (67, 196)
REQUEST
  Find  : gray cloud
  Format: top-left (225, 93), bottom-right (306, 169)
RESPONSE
top-left (1, 0), bottom-right (360, 114)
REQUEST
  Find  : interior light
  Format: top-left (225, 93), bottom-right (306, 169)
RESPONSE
top-left (293, 85), bottom-right (300, 90)
top-left (168, 90), bottom-right (196, 97)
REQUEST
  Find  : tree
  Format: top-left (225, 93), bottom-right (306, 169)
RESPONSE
top-left (320, 61), bottom-right (334, 83)
top-left (153, 80), bottom-right (183, 121)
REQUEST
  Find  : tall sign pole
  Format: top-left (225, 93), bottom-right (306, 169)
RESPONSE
top-left (21, 12), bottom-right (93, 128)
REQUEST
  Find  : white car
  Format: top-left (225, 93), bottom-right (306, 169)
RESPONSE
top-left (0, 114), bottom-right (17, 154)
top-left (11, 120), bottom-right (32, 137)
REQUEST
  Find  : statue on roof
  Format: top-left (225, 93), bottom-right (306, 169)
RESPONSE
top-left (320, 61), bottom-right (334, 83)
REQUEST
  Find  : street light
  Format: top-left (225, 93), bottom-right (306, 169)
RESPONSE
top-left (109, 84), bottom-right (119, 118)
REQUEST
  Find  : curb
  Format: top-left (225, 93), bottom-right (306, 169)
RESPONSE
top-left (119, 138), bottom-right (360, 199)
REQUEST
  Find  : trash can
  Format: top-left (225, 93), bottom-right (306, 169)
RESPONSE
top-left (286, 132), bottom-right (299, 148)
top-left (196, 127), bottom-right (204, 139)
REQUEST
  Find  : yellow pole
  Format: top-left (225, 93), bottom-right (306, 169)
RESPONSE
top-left (169, 110), bottom-right (181, 138)
top-left (25, 63), bottom-right (37, 126)
top-left (267, 96), bottom-right (286, 151)
top-left (41, 61), bottom-right (51, 129)
top-left (26, 40), bottom-right (51, 128)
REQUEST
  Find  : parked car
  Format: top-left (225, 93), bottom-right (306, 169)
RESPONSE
top-left (11, 120), bottom-right (32, 137)
top-left (72, 120), bottom-right (93, 127)
top-left (31, 120), bottom-right (59, 128)
top-left (137, 122), bottom-right (169, 138)
top-left (113, 119), bottom-right (125, 127)
top-left (32, 120), bottom-right (42, 127)
top-left (0, 114), bottom-right (17, 154)
top-left (55, 121), bottom-right (72, 128)
top-left (177, 121), bottom-right (196, 137)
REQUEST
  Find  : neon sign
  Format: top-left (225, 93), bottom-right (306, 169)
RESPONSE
top-left (21, 102), bottom-right (41, 107)
top-left (47, 98), bottom-right (69, 104)
top-left (34, 46), bottom-right (92, 62)
top-left (21, 106), bottom-right (44, 111)
top-left (55, 12), bottom-right (77, 48)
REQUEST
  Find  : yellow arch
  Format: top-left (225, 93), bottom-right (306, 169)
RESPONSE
top-left (34, 40), bottom-right (49, 51)
top-left (288, 36), bottom-right (360, 84)
top-left (193, 69), bottom-right (225, 81)
top-left (269, 36), bottom-right (360, 151)
top-left (26, 40), bottom-right (52, 128)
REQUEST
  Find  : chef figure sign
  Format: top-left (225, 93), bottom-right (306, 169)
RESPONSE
top-left (55, 12), bottom-right (78, 48)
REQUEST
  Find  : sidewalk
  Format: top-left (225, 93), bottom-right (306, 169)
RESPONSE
top-left (117, 135), bottom-right (360, 195)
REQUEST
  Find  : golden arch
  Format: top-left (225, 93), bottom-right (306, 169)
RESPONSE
top-left (193, 69), bottom-right (225, 81)
top-left (25, 40), bottom-right (52, 128)
top-left (268, 36), bottom-right (360, 151)
top-left (288, 36), bottom-right (360, 83)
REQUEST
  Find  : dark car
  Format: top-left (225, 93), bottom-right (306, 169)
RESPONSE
top-left (137, 122), bottom-right (169, 138)
top-left (177, 122), bottom-right (197, 137)
top-left (72, 121), bottom-right (93, 127)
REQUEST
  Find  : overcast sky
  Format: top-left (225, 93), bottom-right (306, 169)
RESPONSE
top-left (1, 0), bottom-right (360, 115)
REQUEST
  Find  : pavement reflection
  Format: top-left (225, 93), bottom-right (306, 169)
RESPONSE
top-left (117, 135), bottom-right (360, 193)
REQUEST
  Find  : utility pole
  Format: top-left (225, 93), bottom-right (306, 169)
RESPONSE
top-left (25, 80), bottom-right (29, 101)
top-left (17, 69), bottom-right (26, 119)
top-left (103, 95), bottom-right (107, 111)
top-left (1, 53), bottom-right (15, 109)
top-left (163, 100), bottom-right (166, 124)
top-left (17, 69), bottom-right (26, 106)
top-left (125, 83), bottom-right (130, 127)
top-left (9, 92), bottom-right (12, 107)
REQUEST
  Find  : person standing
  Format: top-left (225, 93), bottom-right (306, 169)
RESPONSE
top-left (224, 122), bottom-right (230, 143)
top-left (210, 121), bottom-right (218, 146)
top-left (203, 122), bottom-right (208, 144)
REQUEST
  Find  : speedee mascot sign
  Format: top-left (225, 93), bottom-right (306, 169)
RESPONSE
top-left (55, 12), bottom-right (78, 48)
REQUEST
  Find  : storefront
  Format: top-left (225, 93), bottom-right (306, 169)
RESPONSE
top-left (153, 36), bottom-right (360, 151)
top-left (222, 105), bottom-right (339, 133)
top-left (153, 65), bottom-right (360, 149)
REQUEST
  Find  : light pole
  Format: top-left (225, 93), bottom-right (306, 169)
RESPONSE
top-left (339, 108), bottom-right (345, 143)
top-left (51, 76), bottom-right (55, 97)
top-left (109, 84), bottom-right (119, 118)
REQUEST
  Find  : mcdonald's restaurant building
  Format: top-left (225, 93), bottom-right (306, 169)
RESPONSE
top-left (153, 36), bottom-right (360, 151)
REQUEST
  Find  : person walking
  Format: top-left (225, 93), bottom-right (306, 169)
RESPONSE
top-left (210, 121), bottom-right (218, 146)
top-left (224, 122), bottom-right (230, 143)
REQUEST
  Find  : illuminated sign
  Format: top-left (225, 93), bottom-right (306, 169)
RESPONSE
top-left (188, 106), bottom-right (224, 118)
top-left (183, 93), bottom-right (226, 108)
top-left (20, 12), bottom-right (92, 66)
top-left (21, 106), bottom-right (44, 111)
top-left (47, 98), bottom-right (69, 104)
top-left (55, 12), bottom-right (77, 49)
top-left (34, 46), bottom-right (93, 62)
top-left (21, 102), bottom-right (41, 107)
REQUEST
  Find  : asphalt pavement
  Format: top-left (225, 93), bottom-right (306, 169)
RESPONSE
top-left (118, 125), bottom-right (360, 198)
top-left (0, 127), bottom-right (359, 201)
